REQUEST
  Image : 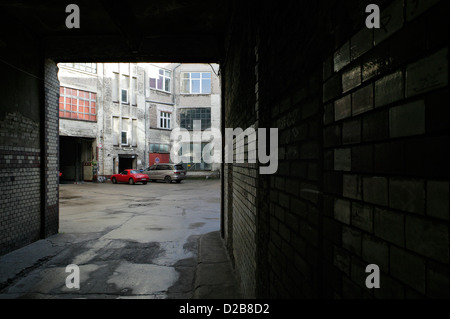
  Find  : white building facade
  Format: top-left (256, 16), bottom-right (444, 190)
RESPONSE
top-left (58, 62), bottom-right (221, 181)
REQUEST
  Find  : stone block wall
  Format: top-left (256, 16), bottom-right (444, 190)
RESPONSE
top-left (322, 0), bottom-right (448, 298)
top-left (223, 0), bottom-right (448, 298)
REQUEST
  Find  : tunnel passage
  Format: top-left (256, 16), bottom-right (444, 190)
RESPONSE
top-left (1, 0), bottom-right (449, 299)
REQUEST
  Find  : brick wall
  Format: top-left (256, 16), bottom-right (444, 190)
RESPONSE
top-left (0, 18), bottom-right (59, 255)
top-left (43, 59), bottom-right (60, 237)
top-left (222, 3), bottom-right (259, 295)
top-left (322, 0), bottom-right (448, 298)
top-left (223, 0), bottom-right (448, 298)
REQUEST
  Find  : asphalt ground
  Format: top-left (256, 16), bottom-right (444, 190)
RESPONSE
top-left (0, 179), bottom-right (240, 299)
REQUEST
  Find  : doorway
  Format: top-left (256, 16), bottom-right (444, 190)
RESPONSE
top-left (118, 155), bottom-right (136, 173)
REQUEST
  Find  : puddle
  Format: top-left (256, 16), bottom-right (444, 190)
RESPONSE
top-left (188, 222), bottom-right (206, 229)
top-left (92, 240), bottom-right (163, 264)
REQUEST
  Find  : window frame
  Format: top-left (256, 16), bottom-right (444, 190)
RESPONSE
top-left (149, 67), bottom-right (171, 93)
top-left (59, 87), bottom-right (97, 121)
top-left (158, 111), bottom-right (171, 130)
top-left (179, 107), bottom-right (211, 131)
top-left (59, 62), bottom-right (97, 74)
top-left (121, 131), bottom-right (128, 146)
top-left (149, 143), bottom-right (170, 154)
top-left (121, 88), bottom-right (129, 104)
top-left (180, 72), bottom-right (211, 95)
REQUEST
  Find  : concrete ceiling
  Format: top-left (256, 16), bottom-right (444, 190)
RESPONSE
top-left (1, 0), bottom-right (230, 62)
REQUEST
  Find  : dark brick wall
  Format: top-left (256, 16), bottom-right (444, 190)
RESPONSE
top-left (322, 0), bottom-right (448, 298)
top-left (43, 59), bottom-right (60, 238)
top-left (222, 2), bottom-right (259, 296)
top-left (0, 19), bottom-right (59, 255)
top-left (223, 0), bottom-right (449, 298)
top-left (0, 16), bottom-right (43, 256)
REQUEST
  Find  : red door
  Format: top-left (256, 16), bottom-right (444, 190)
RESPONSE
top-left (149, 153), bottom-right (170, 166)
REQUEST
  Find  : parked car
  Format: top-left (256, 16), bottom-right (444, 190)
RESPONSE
top-left (143, 163), bottom-right (186, 183)
top-left (111, 169), bottom-right (149, 185)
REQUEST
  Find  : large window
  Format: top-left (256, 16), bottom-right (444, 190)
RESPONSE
top-left (113, 117), bottom-right (137, 147)
top-left (59, 87), bottom-right (97, 121)
top-left (179, 108), bottom-right (211, 130)
top-left (158, 111), bottom-right (171, 129)
top-left (150, 68), bottom-right (171, 93)
top-left (181, 72), bottom-right (211, 94)
top-left (178, 143), bottom-right (212, 171)
top-left (149, 143), bottom-right (170, 153)
top-left (60, 63), bottom-right (97, 74)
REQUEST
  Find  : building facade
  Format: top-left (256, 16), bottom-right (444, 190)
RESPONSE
top-left (58, 62), bottom-right (100, 182)
top-left (57, 62), bottom-right (220, 182)
top-left (145, 63), bottom-right (221, 171)
top-left (99, 63), bottom-right (147, 176)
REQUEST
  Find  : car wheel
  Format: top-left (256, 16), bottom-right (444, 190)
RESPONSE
top-left (164, 176), bottom-right (172, 183)
top-left (176, 180), bottom-right (181, 183)
top-left (129, 178), bottom-right (135, 185)
top-left (112, 177), bottom-right (117, 184)
top-left (142, 181), bottom-right (147, 185)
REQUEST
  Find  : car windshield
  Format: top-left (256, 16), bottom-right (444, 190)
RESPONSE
top-left (129, 170), bottom-right (139, 174)
top-left (174, 164), bottom-right (184, 170)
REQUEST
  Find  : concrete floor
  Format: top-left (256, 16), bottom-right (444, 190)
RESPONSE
top-left (0, 179), bottom-right (239, 299)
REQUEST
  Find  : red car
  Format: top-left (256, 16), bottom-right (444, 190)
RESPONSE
top-left (111, 169), bottom-right (149, 185)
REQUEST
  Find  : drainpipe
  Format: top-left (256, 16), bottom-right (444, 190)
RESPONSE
top-left (172, 63), bottom-right (181, 106)
top-left (101, 63), bottom-right (105, 178)
top-left (171, 63), bottom-right (181, 164)
top-left (144, 65), bottom-right (148, 169)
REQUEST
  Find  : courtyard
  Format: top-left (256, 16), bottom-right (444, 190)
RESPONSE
top-left (0, 179), bottom-right (227, 298)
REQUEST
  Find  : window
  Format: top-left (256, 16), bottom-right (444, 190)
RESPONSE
top-left (60, 63), bottom-right (97, 74)
top-left (149, 68), bottom-right (171, 93)
top-left (112, 73), bottom-right (119, 101)
top-left (149, 143), bottom-right (170, 153)
top-left (181, 72), bottom-right (211, 94)
top-left (121, 131), bottom-right (128, 145)
top-left (121, 75), bottom-right (129, 104)
top-left (132, 119), bottom-right (137, 147)
top-left (121, 89), bottom-right (128, 104)
top-left (59, 87), bottom-right (97, 121)
top-left (113, 116), bottom-right (120, 145)
top-left (159, 111), bottom-right (171, 129)
top-left (121, 118), bottom-right (129, 145)
top-left (131, 77), bottom-right (137, 105)
top-left (179, 108), bottom-right (211, 130)
top-left (178, 142), bottom-right (212, 171)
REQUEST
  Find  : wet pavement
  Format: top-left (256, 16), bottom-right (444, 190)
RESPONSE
top-left (0, 179), bottom-right (240, 299)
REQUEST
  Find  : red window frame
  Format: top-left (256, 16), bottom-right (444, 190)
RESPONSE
top-left (59, 87), bottom-right (97, 121)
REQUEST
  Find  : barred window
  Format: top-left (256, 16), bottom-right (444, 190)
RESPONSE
top-left (179, 108), bottom-right (211, 130)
